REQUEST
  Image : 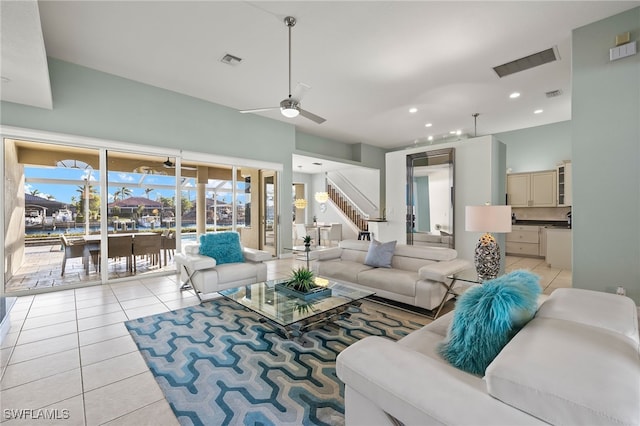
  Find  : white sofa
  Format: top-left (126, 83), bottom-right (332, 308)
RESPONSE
top-left (337, 287), bottom-right (640, 425)
top-left (175, 242), bottom-right (272, 300)
top-left (313, 239), bottom-right (472, 311)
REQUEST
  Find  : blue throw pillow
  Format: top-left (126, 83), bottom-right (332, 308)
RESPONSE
top-left (364, 239), bottom-right (397, 268)
top-left (199, 232), bottom-right (244, 265)
top-left (438, 270), bottom-right (541, 375)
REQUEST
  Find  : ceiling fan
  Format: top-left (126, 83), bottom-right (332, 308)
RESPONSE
top-left (163, 157), bottom-right (197, 171)
top-left (239, 16), bottom-right (326, 124)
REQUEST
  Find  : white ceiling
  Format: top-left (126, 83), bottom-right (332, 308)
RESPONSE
top-left (2, 1), bottom-right (639, 150)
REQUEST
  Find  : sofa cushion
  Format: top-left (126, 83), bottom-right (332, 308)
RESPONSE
top-left (364, 239), bottom-right (397, 268)
top-left (317, 260), bottom-right (374, 284)
top-left (357, 268), bottom-right (419, 297)
top-left (199, 232), bottom-right (244, 265)
top-left (486, 317), bottom-right (640, 426)
top-left (536, 287), bottom-right (639, 346)
top-left (438, 270), bottom-right (541, 375)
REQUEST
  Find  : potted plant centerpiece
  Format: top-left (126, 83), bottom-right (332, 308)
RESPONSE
top-left (303, 235), bottom-right (312, 251)
top-left (275, 267), bottom-right (331, 301)
top-left (302, 235), bottom-right (313, 268)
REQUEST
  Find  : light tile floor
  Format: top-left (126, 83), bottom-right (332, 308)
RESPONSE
top-left (0, 255), bottom-right (570, 425)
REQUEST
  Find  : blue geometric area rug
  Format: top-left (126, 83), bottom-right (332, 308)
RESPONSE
top-left (125, 298), bottom-right (428, 426)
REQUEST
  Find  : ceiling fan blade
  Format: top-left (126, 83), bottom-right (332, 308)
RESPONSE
top-left (298, 108), bottom-right (326, 124)
top-left (239, 106), bottom-right (279, 114)
top-left (291, 82), bottom-right (311, 102)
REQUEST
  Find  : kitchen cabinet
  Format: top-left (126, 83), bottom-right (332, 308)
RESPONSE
top-left (538, 226), bottom-right (547, 257)
top-left (557, 162), bottom-right (572, 206)
top-left (507, 171), bottom-right (557, 207)
top-left (546, 228), bottom-right (572, 269)
top-left (506, 225), bottom-right (540, 256)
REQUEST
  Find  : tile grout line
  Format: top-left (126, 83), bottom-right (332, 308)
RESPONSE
top-left (0, 297), bottom-right (35, 383)
top-left (74, 288), bottom-right (89, 426)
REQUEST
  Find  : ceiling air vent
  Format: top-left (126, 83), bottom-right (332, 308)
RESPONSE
top-left (545, 89), bottom-right (563, 98)
top-left (220, 53), bottom-right (242, 66)
top-left (493, 47), bottom-right (559, 78)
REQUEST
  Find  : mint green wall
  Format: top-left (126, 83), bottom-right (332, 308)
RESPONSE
top-left (2, 59), bottom-right (295, 161)
top-left (1, 59), bottom-right (386, 254)
top-left (495, 120), bottom-right (571, 173)
top-left (572, 7), bottom-right (640, 303)
top-left (295, 134), bottom-right (387, 209)
top-left (295, 132), bottom-right (354, 160)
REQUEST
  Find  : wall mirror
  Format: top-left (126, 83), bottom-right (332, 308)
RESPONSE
top-left (406, 148), bottom-right (455, 248)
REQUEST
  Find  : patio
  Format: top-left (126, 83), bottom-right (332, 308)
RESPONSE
top-left (5, 242), bottom-right (176, 293)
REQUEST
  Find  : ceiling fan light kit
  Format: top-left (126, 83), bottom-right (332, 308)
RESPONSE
top-left (239, 16), bottom-right (326, 124)
top-left (280, 99), bottom-right (299, 118)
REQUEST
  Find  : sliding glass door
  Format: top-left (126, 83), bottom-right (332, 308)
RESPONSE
top-left (3, 139), bottom-right (102, 292)
top-left (4, 135), bottom-right (279, 294)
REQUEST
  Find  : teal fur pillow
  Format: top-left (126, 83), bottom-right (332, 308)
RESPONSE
top-left (438, 270), bottom-right (541, 375)
top-left (199, 232), bottom-right (244, 265)
top-left (364, 239), bottom-right (397, 268)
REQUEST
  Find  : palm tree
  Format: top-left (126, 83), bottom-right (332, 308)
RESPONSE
top-left (46, 194), bottom-right (56, 200)
top-left (113, 186), bottom-right (132, 201)
top-left (144, 187), bottom-right (153, 199)
top-left (29, 188), bottom-right (41, 196)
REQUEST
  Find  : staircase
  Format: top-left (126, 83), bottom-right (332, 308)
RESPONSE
top-left (327, 183), bottom-right (369, 232)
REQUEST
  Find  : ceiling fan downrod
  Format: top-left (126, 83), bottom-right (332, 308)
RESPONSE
top-left (285, 16), bottom-right (296, 99)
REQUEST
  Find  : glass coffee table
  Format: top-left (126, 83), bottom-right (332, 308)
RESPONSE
top-left (219, 277), bottom-right (374, 340)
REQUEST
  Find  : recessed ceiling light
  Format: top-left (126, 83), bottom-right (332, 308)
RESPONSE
top-left (449, 130), bottom-right (456, 134)
top-left (534, 109), bottom-right (543, 114)
top-left (427, 136), bottom-right (434, 141)
top-left (456, 130), bottom-right (462, 135)
top-left (425, 123), bottom-right (433, 128)
top-left (409, 107), bottom-right (418, 114)
top-left (509, 92), bottom-right (521, 99)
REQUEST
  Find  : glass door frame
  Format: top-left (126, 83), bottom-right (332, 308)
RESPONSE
top-left (2, 126), bottom-right (284, 294)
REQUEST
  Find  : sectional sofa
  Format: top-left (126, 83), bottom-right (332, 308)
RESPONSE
top-left (336, 287), bottom-right (640, 425)
top-left (313, 239), bottom-right (472, 311)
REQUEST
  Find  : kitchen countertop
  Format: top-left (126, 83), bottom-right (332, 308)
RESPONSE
top-left (514, 220), bottom-right (571, 229)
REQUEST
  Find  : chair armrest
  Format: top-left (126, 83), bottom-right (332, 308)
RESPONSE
top-left (243, 247), bottom-right (272, 262)
top-left (337, 336), bottom-right (543, 425)
top-left (313, 247), bottom-right (343, 261)
top-left (418, 258), bottom-right (473, 282)
top-left (175, 252), bottom-right (217, 270)
top-left (183, 243), bottom-right (201, 255)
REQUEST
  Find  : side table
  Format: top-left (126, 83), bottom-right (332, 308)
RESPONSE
top-left (430, 268), bottom-right (481, 319)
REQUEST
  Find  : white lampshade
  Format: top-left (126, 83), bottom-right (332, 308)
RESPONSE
top-left (281, 106), bottom-right (299, 118)
top-left (465, 205), bottom-right (512, 233)
top-left (315, 192), bottom-right (329, 203)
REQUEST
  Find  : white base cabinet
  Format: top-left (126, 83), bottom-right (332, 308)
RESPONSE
top-left (506, 225), bottom-right (541, 257)
top-left (546, 228), bottom-right (572, 270)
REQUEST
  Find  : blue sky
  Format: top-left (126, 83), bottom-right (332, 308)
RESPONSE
top-left (25, 167), bottom-right (245, 205)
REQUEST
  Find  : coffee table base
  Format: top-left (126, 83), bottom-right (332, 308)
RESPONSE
top-left (258, 301), bottom-right (362, 341)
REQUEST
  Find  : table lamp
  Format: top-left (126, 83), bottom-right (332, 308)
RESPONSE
top-left (465, 205), bottom-right (512, 281)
